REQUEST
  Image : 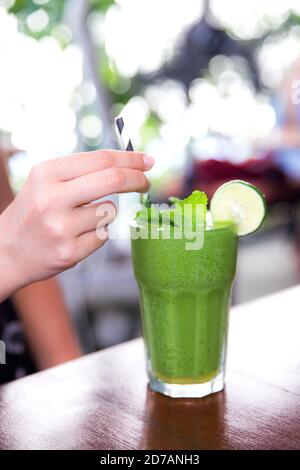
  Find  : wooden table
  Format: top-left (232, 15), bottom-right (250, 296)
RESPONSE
top-left (1, 286), bottom-right (300, 450)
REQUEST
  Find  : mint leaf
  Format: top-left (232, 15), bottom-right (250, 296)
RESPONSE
top-left (178, 190), bottom-right (208, 208)
top-left (135, 190), bottom-right (208, 229)
top-left (170, 190), bottom-right (207, 229)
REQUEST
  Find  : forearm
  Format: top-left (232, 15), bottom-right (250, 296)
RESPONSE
top-left (0, 157), bottom-right (18, 299)
top-left (0, 262), bottom-right (22, 302)
top-left (12, 277), bottom-right (82, 369)
top-left (0, 220), bottom-right (25, 302)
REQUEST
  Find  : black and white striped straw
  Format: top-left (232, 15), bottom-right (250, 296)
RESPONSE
top-left (115, 115), bottom-right (149, 204)
top-left (115, 116), bottom-right (134, 151)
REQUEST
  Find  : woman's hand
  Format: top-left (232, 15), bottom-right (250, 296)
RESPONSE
top-left (0, 149), bottom-right (153, 298)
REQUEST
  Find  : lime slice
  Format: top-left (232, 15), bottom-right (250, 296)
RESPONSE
top-left (210, 180), bottom-right (266, 236)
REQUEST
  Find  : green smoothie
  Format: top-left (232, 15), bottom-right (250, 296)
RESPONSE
top-left (131, 220), bottom-right (238, 386)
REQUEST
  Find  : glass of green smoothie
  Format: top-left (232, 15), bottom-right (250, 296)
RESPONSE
top-left (130, 181), bottom-right (265, 398)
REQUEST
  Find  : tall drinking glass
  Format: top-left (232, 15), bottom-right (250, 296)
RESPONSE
top-left (130, 221), bottom-right (238, 398)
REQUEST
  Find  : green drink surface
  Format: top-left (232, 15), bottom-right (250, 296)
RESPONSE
top-left (131, 221), bottom-right (238, 384)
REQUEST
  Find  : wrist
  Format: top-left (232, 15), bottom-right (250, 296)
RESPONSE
top-left (0, 218), bottom-right (25, 301)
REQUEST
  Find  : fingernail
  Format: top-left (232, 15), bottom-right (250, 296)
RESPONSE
top-left (143, 154), bottom-right (155, 169)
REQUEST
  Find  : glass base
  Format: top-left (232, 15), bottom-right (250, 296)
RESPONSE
top-left (148, 370), bottom-right (224, 398)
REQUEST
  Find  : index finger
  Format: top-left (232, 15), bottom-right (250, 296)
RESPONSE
top-left (45, 149), bottom-right (154, 181)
